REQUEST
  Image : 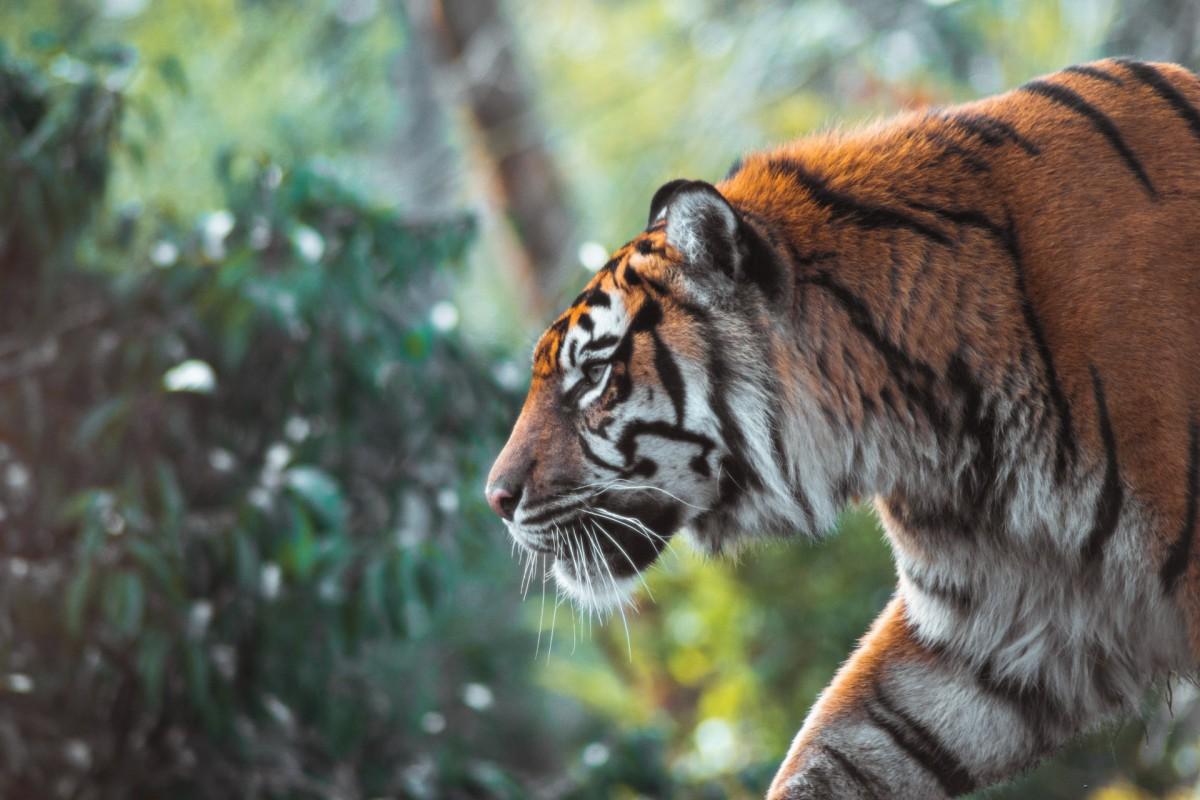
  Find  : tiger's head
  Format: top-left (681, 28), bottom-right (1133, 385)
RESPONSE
top-left (486, 179), bottom-right (840, 608)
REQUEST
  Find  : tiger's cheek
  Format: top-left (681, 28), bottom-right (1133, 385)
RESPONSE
top-left (579, 368), bottom-right (624, 435)
top-left (607, 359), bottom-right (633, 407)
top-left (581, 399), bottom-right (612, 435)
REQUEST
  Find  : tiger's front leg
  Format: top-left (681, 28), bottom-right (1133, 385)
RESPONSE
top-left (767, 597), bottom-right (1056, 800)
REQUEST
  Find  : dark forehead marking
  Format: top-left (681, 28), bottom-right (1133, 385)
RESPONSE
top-left (580, 333), bottom-right (619, 353)
top-left (570, 284), bottom-right (612, 310)
top-left (584, 288), bottom-right (610, 308)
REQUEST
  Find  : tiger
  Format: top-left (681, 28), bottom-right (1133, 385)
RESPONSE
top-left (485, 58), bottom-right (1200, 797)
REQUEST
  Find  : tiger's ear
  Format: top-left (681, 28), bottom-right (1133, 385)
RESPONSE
top-left (657, 180), bottom-right (744, 281)
top-left (648, 178), bottom-right (690, 226)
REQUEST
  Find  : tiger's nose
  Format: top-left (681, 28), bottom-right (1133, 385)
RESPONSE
top-left (486, 483), bottom-right (522, 521)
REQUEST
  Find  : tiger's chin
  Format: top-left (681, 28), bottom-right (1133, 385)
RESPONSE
top-left (552, 558), bottom-right (641, 612)
top-left (533, 502), bottom-right (683, 612)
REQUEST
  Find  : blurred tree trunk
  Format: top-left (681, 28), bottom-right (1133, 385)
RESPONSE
top-left (394, 6), bottom-right (460, 216)
top-left (408, 0), bottom-right (574, 319)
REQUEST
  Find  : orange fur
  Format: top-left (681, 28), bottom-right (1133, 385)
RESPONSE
top-left (715, 58), bottom-right (1200, 647)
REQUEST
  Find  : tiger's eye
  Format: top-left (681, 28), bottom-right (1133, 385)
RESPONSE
top-left (584, 362), bottom-right (608, 385)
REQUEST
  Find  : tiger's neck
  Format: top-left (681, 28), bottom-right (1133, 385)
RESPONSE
top-left (712, 148), bottom-right (1028, 542)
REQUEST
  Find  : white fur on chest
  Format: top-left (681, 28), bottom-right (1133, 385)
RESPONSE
top-left (888, 474), bottom-right (1191, 720)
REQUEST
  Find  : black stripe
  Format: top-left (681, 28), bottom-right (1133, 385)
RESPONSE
top-left (822, 744), bottom-right (881, 799)
top-left (797, 271), bottom-right (946, 430)
top-left (724, 156), bottom-right (744, 180)
top-left (974, 659), bottom-right (1063, 752)
top-left (578, 435), bottom-right (630, 475)
top-left (1081, 365), bottom-right (1124, 563)
top-left (578, 449), bottom-right (655, 480)
top-left (603, 298), bottom-right (662, 409)
top-left (784, 246), bottom-right (838, 270)
top-left (905, 201), bottom-right (1002, 238)
top-left (644, 275), bottom-right (669, 295)
top-left (651, 331), bottom-right (687, 425)
top-left (950, 112), bottom-right (1041, 156)
top-left (580, 434), bottom-right (628, 472)
top-left (904, 567), bottom-right (974, 612)
top-left (1161, 417), bottom-right (1200, 592)
top-left (519, 488), bottom-right (579, 520)
top-left (923, 130), bottom-right (992, 173)
top-left (1116, 58), bottom-right (1200, 147)
top-left (570, 287), bottom-right (612, 309)
top-left (797, 273), bottom-right (938, 387)
top-left (581, 333), bottom-right (618, 353)
top-left (737, 208), bottom-right (788, 301)
top-left (1063, 64), bottom-right (1125, 85)
top-left (867, 691), bottom-right (975, 796)
top-left (615, 419), bottom-right (715, 467)
top-left (1089, 644), bottom-right (1125, 709)
top-left (768, 159), bottom-right (952, 245)
top-left (522, 499), bottom-right (585, 527)
top-left (794, 485), bottom-right (817, 530)
top-left (999, 219), bottom-right (1077, 482)
top-left (769, 416), bottom-right (787, 475)
top-left (944, 352), bottom-right (1009, 531)
top-left (1020, 79), bottom-right (1157, 197)
top-left (678, 302), bottom-right (763, 497)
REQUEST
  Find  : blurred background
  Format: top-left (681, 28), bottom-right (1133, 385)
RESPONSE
top-left (2, 0), bottom-right (1200, 798)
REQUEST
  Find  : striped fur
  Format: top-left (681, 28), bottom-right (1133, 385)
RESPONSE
top-left (486, 60), bottom-right (1200, 796)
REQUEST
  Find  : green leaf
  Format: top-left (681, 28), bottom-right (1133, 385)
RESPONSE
top-left (155, 460), bottom-right (183, 548)
top-left (155, 55), bottom-right (188, 95)
top-left (361, 557), bottom-right (386, 632)
top-left (384, 553), bottom-right (408, 638)
top-left (28, 29), bottom-right (61, 52)
top-left (74, 396), bottom-right (128, 447)
top-left (232, 528), bottom-right (259, 590)
top-left (284, 466), bottom-right (344, 529)
top-left (280, 505), bottom-right (317, 579)
top-left (128, 538), bottom-right (184, 604)
top-left (103, 570), bottom-right (144, 637)
top-left (416, 557), bottom-right (440, 610)
top-left (183, 640), bottom-right (209, 710)
top-left (65, 565), bottom-right (92, 636)
top-left (137, 631), bottom-right (170, 711)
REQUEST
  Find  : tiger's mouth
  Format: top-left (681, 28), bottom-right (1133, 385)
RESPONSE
top-left (510, 502), bottom-right (680, 607)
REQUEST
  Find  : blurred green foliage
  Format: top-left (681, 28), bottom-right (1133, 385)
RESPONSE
top-left (2, 1), bottom-right (1200, 799)
top-left (0, 32), bottom-right (590, 799)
